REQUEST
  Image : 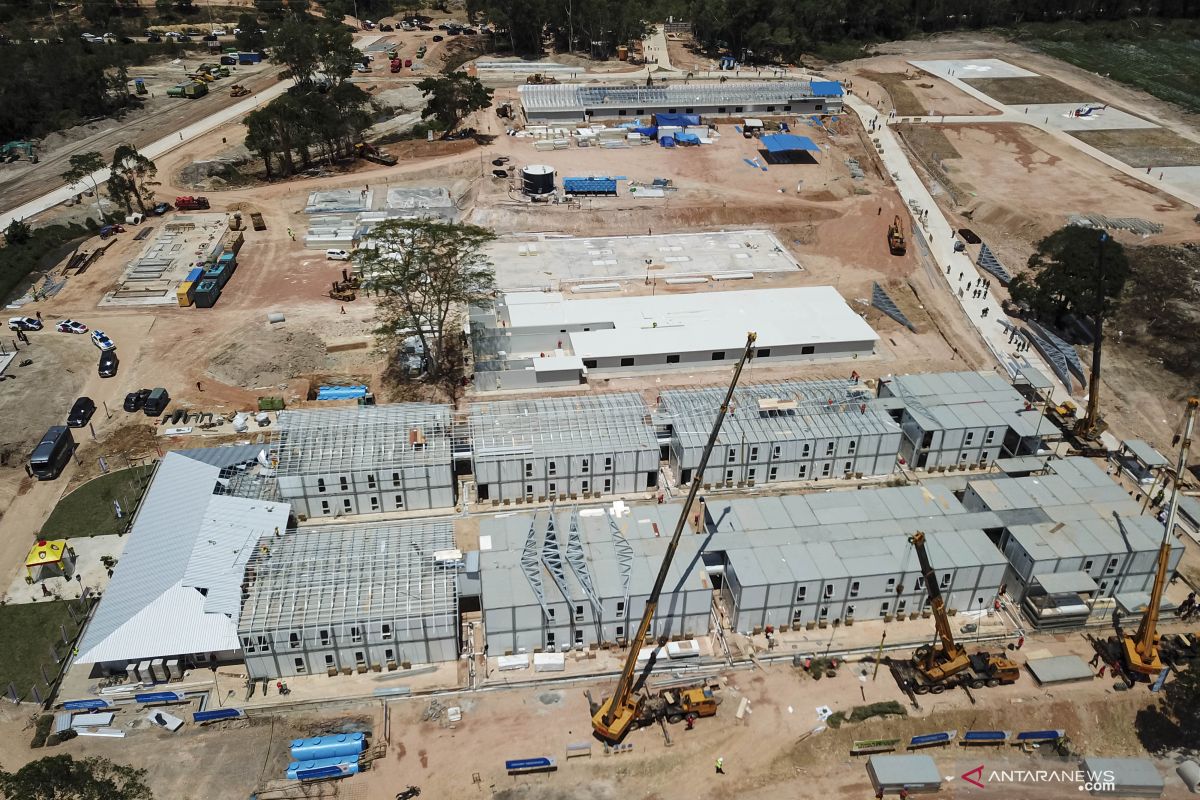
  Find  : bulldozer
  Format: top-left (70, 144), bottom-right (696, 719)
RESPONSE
top-left (230, 84), bottom-right (250, 97)
top-left (887, 215), bottom-right (906, 255)
top-left (329, 269), bottom-right (360, 302)
top-left (525, 73), bottom-right (559, 85)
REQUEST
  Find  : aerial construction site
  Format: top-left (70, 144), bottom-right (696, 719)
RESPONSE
top-left (0, 7), bottom-right (1199, 800)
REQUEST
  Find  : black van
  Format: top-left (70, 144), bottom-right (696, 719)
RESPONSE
top-left (30, 426), bottom-right (75, 481)
top-left (98, 349), bottom-right (119, 378)
top-left (143, 387), bottom-right (170, 416)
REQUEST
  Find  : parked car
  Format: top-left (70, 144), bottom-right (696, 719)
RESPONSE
top-left (98, 350), bottom-right (119, 378)
top-left (143, 387), bottom-right (170, 417)
top-left (67, 397), bottom-right (96, 428)
top-left (146, 33), bottom-right (162, 42)
top-left (326, 249), bottom-right (351, 261)
top-left (419, 24), bottom-right (434, 31)
top-left (56, 319), bottom-right (88, 334)
top-left (123, 389), bottom-right (150, 412)
top-left (379, 23), bottom-right (393, 31)
top-left (185, 28), bottom-right (202, 36)
top-left (7, 316), bottom-right (41, 331)
top-left (151, 201), bottom-right (172, 215)
top-left (202, 33), bottom-right (218, 42)
top-left (91, 330), bottom-right (116, 351)
top-left (432, 35), bottom-right (443, 42)
top-left (211, 28), bottom-right (227, 36)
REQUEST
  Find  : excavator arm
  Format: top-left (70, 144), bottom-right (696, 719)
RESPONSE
top-left (591, 332), bottom-right (758, 742)
top-left (909, 532), bottom-right (964, 667)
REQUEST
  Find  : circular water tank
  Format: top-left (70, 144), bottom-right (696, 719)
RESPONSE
top-left (521, 164), bottom-right (556, 196)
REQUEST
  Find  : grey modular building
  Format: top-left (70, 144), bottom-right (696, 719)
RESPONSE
top-left (658, 379), bottom-right (903, 487)
top-left (878, 371), bottom-right (1047, 470)
top-left (467, 393), bottom-right (660, 504)
top-left (238, 519), bottom-right (459, 679)
top-left (961, 457), bottom-right (1184, 609)
top-left (477, 505), bottom-right (713, 655)
top-left (707, 486), bottom-right (1008, 632)
top-left (273, 404), bottom-right (456, 518)
top-left (518, 81), bottom-right (844, 124)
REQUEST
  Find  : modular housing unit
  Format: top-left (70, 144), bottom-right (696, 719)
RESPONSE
top-left (518, 81), bottom-right (844, 124)
top-left (659, 380), bottom-right (902, 487)
top-left (706, 488), bottom-right (1007, 633)
top-left (468, 393), bottom-right (660, 503)
top-left (961, 458), bottom-right (1184, 603)
top-left (238, 520), bottom-right (459, 679)
top-left (878, 371), bottom-right (1046, 470)
top-left (478, 506), bottom-right (713, 656)
top-left (273, 404), bottom-right (455, 517)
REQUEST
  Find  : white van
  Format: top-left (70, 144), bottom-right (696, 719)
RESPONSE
top-left (326, 249), bottom-right (351, 260)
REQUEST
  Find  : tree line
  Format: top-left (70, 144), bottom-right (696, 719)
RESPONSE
top-left (464, 0), bottom-right (1200, 59)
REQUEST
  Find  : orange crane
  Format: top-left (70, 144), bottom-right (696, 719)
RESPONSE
top-left (1121, 396), bottom-right (1197, 678)
top-left (589, 332), bottom-right (757, 742)
top-left (889, 532), bottom-right (1019, 694)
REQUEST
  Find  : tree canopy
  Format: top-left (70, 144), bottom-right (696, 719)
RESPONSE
top-left (0, 755), bottom-right (152, 800)
top-left (1009, 225), bottom-right (1130, 327)
top-left (62, 151), bottom-right (108, 222)
top-left (106, 144), bottom-right (157, 214)
top-left (355, 219), bottom-right (497, 386)
top-left (416, 72), bottom-right (493, 131)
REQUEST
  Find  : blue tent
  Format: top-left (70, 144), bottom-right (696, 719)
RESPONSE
top-left (761, 133), bottom-right (820, 154)
top-left (654, 113), bottom-right (700, 127)
top-left (810, 80), bottom-right (844, 97)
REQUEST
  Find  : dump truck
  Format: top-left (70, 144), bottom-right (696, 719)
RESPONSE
top-left (250, 212), bottom-right (266, 231)
top-left (175, 195), bottom-right (211, 210)
top-left (887, 215), bottom-right (906, 255)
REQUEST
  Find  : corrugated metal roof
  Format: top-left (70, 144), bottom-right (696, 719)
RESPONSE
top-left (174, 443), bottom-right (268, 468)
top-left (184, 495), bottom-right (291, 617)
top-left (1122, 439), bottom-right (1168, 468)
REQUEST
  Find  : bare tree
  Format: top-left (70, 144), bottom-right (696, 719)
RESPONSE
top-left (61, 151), bottom-right (107, 222)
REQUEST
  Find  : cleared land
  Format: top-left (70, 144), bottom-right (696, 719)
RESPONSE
top-left (1031, 37), bottom-right (1200, 114)
top-left (1071, 127), bottom-right (1200, 168)
top-left (964, 75), bottom-right (1098, 104)
top-left (0, 601), bottom-right (76, 700)
top-left (860, 70), bottom-right (928, 116)
top-left (41, 465), bottom-right (153, 538)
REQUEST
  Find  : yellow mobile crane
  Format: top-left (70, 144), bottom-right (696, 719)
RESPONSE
top-left (589, 332), bottom-right (757, 742)
top-left (1121, 396), bottom-right (1198, 679)
top-left (889, 532), bottom-right (1020, 694)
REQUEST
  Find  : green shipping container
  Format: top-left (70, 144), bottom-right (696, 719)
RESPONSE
top-left (182, 81), bottom-right (208, 99)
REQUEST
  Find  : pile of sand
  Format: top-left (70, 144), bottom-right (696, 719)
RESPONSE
top-left (206, 328), bottom-right (329, 389)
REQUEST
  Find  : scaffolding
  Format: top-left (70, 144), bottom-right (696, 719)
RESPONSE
top-left (238, 520), bottom-right (457, 638)
top-left (467, 393), bottom-right (657, 460)
top-left (659, 380), bottom-right (895, 449)
top-left (273, 404), bottom-right (454, 476)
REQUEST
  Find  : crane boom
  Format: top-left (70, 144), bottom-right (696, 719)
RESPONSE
top-left (909, 531), bottom-right (964, 667)
top-left (591, 332), bottom-right (757, 742)
top-left (1124, 396), bottom-right (1197, 677)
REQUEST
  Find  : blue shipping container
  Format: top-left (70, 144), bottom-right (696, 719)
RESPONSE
top-left (238, 52), bottom-right (263, 64)
top-left (186, 267), bottom-right (205, 283)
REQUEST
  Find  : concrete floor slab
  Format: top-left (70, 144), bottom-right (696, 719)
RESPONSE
top-left (1154, 165), bottom-right (1200, 196)
top-left (1018, 104), bottom-right (1158, 131)
top-left (910, 59), bottom-right (1038, 80)
top-left (486, 229), bottom-right (802, 290)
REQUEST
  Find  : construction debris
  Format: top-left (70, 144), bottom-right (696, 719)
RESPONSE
top-left (1068, 213), bottom-right (1163, 236)
top-left (975, 243), bottom-right (1012, 285)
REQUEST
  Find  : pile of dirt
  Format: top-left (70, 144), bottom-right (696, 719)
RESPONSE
top-left (206, 328), bottom-right (329, 389)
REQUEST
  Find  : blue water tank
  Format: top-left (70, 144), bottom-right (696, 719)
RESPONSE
top-left (290, 733), bottom-right (365, 761)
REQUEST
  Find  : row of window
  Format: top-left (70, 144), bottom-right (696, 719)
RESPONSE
top-left (603, 104), bottom-right (825, 117)
top-left (583, 347), bottom-right (797, 370)
top-left (790, 573), bottom-right (952, 604)
top-left (289, 647), bottom-right (402, 674)
top-left (723, 460), bottom-right (856, 483)
top-left (316, 472), bottom-right (411, 493)
top-left (525, 456), bottom-right (612, 478)
top-left (318, 494), bottom-right (404, 515)
top-left (789, 594), bottom-right (986, 624)
top-left (730, 440), bottom-right (856, 464)
top-left (243, 623), bottom-right (398, 654)
top-left (919, 429), bottom-right (998, 449)
top-left (544, 601), bottom-right (626, 622)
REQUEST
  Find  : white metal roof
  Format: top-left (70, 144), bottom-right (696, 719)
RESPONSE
top-left (500, 287), bottom-right (878, 359)
top-left (76, 452), bottom-right (291, 665)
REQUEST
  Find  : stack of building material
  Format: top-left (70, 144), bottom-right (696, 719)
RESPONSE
top-left (975, 243), bottom-right (1012, 284)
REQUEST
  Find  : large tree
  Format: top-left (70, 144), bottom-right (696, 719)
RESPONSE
top-left (106, 144), bottom-right (157, 214)
top-left (416, 72), bottom-right (493, 132)
top-left (1009, 225), bottom-right (1130, 327)
top-left (269, 13), bottom-right (359, 89)
top-left (61, 151), bottom-right (107, 222)
top-left (355, 219), bottom-right (497, 382)
top-left (0, 755), bottom-right (152, 800)
top-left (235, 14), bottom-right (267, 52)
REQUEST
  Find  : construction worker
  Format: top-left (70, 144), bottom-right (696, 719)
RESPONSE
top-left (715, 757), bottom-right (724, 775)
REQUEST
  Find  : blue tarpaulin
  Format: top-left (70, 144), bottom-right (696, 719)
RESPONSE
top-left (810, 80), bottom-right (844, 97)
top-left (63, 699), bottom-right (109, 711)
top-left (674, 133), bottom-right (701, 145)
top-left (633, 126), bottom-right (658, 138)
top-left (653, 113), bottom-right (700, 127)
top-left (761, 133), bottom-right (820, 154)
top-left (659, 136), bottom-right (676, 148)
top-left (563, 177), bottom-right (618, 194)
top-left (316, 385), bottom-right (368, 400)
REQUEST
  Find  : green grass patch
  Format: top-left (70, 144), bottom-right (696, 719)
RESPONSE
top-left (42, 465), bottom-right (154, 539)
top-left (1023, 26), bottom-right (1200, 114)
top-left (0, 602), bottom-right (77, 701)
top-left (827, 700), bottom-right (908, 729)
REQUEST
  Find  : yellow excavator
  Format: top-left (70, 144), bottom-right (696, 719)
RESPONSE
top-left (1120, 396), bottom-right (1197, 679)
top-left (589, 332), bottom-right (757, 742)
top-left (889, 531), bottom-right (1019, 694)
